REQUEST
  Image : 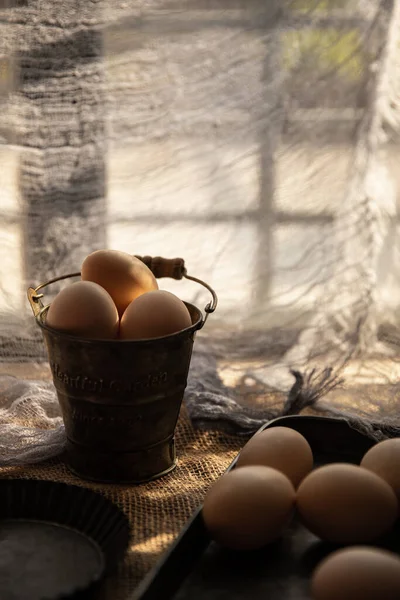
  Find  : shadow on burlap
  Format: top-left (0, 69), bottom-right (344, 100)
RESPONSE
top-left (0, 405), bottom-right (243, 599)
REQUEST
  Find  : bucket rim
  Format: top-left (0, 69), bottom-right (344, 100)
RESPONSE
top-left (35, 301), bottom-right (204, 345)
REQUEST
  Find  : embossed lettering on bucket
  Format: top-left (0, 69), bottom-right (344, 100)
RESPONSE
top-left (27, 256), bottom-right (217, 484)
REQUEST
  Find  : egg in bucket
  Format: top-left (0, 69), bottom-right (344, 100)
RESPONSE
top-left (27, 254), bottom-right (217, 484)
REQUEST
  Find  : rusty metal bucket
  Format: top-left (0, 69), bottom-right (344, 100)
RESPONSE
top-left (27, 256), bottom-right (217, 484)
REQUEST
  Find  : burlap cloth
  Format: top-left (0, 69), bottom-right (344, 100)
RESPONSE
top-left (0, 397), bottom-right (243, 599)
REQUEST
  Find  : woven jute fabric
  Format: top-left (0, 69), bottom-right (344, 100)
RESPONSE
top-left (0, 404), bottom-right (243, 599)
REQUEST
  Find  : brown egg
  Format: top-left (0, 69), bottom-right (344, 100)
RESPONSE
top-left (361, 439), bottom-right (400, 506)
top-left (236, 426), bottom-right (313, 487)
top-left (311, 546), bottom-right (400, 600)
top-left (119, 290), bottom-right (192, 340)
top-left (202, 465), bottom-right (295, 551)
top-left (46, 281), bottom-right (119, 339)
top-left (81, 250), bottom-right (158, 317)
top-left (297, 464), bottom-right (398, 544)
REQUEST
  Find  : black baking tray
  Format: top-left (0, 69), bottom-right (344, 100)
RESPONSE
top-left (132, 415), bottom-right (400, 600)
top-left (0, 478), bottom-right (130, 600)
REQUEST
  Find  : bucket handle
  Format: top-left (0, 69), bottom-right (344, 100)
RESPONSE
top-left (27, 256), bottom-right (217, 328)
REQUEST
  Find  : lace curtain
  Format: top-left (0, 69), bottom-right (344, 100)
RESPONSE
top-left (1, 0), bottom-right (400, 451)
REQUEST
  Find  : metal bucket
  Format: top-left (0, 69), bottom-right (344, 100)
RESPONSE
top-left (27, 256), bottom-right (217, 484)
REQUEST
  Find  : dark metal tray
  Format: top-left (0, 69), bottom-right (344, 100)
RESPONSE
top-left (132, 415), bottom-right (400, 600)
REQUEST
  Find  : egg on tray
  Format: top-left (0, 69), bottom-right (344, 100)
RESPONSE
top-left (296, 463), bottom-right (398, 544)
top-left (236, 426), bottom-right (313, 488)
top-left (202, 465), bottom-right (295, 551)
top-left (311, 546), bottom-right (400, 600)
top-left (361, 438), bottom-right (400, 507)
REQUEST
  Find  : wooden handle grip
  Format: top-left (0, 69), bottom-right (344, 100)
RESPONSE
top-left (135, 256), bottom-right (186, 280)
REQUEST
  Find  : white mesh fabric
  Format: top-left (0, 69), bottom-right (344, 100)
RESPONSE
top-left (1, 0), bottom-right (400, 464)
